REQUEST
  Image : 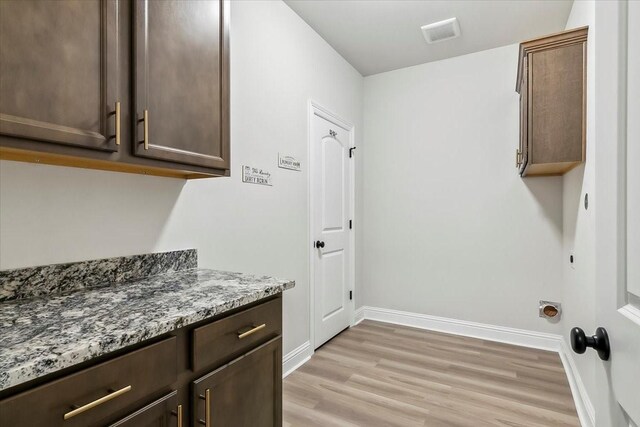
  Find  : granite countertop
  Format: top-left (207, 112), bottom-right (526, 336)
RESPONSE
top-left (0, 268), bottom-right (295, 392)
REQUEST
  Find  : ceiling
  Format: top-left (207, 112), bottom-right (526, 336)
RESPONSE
top-left (284, 0), bottom-right (574, 76)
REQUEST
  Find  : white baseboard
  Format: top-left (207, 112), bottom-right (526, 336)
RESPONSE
top-left (354, 306), bottom-right (365, 325)
top-left (359, 306), bottom-right (562, 351)
top-left (559, 339), bottom-right (596, 427)
top-left (282, 340), bottom-right (312, 378)
top-left (356, 305), bottom-right (594, 427)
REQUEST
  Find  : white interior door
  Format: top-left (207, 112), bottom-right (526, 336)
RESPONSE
top-left (311, 104), bottom-right (353, 349)
top-left (594, 2), bottom-right (640, 425)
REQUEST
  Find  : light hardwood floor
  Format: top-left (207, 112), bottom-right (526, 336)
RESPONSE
top-left (283, 320), bottom-right (579, 427)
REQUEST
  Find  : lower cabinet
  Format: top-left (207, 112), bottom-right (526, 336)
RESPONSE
top-left (0, 296), bottom-right (283, 427)
top-left (193, 337), bottom-right (282, 427)
top-left (109, 391), bottom-right (180, 427)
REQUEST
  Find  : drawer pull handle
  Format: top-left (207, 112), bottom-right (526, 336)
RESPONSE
top-left (177, 404), bottom-right (183, 427)
top-left (63, 385), bottom-right (132, 420)
top-left (237, 323), bottom-right (266, 339)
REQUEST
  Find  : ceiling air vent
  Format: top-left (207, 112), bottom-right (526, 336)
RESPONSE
top-left (421, 17), bottom-right (461, 44)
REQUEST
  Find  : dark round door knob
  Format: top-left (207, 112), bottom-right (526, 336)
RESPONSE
top-left (570, 327), bottom-right (610, 361)
top-left (315, 240), bottom-right (325, 249)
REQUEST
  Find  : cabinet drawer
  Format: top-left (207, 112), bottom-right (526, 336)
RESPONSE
top-left (192, 298), bottom-right (281, 371)
top-left (0, 337), bottom-right (177, 427)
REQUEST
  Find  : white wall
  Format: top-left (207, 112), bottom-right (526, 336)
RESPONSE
top-left (0, 0), bottom-right (363, 358)
top-left (562, 0), bottom-right (597, 417)
top-left (362, 44), bottom-right (564, 334)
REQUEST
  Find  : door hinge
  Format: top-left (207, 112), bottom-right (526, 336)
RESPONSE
top-left (349, 147), bottom-right (356, 158)
top-left (349, 290), bottom-right (353, 301)
top-left (349, 219), bottom-right (353, 229)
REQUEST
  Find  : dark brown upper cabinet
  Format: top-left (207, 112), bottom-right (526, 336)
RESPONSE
top-left (0, 0), bottom-right (120, 152)
top-left (133, 0), bottom-right (230, 170)
top-left (516, 27), bottom-right (588, 177)
top-left (0, 0), bottom-right (230, 179)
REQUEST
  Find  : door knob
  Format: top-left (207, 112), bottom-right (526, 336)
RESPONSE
top-left (570, 327), bottom-right (610, 361)
top-left (315, 240), bottom-right (325, 249)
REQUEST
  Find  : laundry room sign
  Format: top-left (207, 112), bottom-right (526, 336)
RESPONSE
top-left (242, 165), bottom-right (272, 186)
top-left (278, 153), bottom-right (301, 171)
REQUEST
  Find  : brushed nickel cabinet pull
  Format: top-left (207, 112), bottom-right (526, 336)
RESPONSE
top-left (205, 389), bottom-right (211, 427)
top-left (115, 101), bottom-right (121, 146)
top-left (63, 385), bottom-right (132, 420)
top-left (516, 149), bottom-right (522, 167)
top-left (143, 109), bottom-right (149, 150)
top-left (177, 404), bottom-right (183, 427)
top-left (237, 323), bottom-right (266, 339)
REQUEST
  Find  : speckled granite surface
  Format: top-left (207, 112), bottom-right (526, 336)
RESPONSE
top-left (0, 250), bottom-right (197, 302)
top-left (0, 269), bottom-right (294, 391)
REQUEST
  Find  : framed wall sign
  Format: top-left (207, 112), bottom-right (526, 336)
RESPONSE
top-left (278, 153), bottom-right (301, 171)
top-left (242, 165), bottom-right (272, 186)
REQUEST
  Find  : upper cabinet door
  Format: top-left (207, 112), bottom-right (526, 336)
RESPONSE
top-left (0, 0), bottom-right (120, 152)
top-left (133, 0), bottom-right (230, 170)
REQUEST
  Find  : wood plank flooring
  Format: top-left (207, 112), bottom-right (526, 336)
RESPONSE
top-left (283, 320), bottom-right (579, 427)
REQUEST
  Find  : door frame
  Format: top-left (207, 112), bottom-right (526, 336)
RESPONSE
top-left (307, 100), bottom-right (356, 350)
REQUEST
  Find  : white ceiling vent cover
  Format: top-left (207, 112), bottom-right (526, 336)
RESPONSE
top-left (421, 17), bottom-right (461, 44)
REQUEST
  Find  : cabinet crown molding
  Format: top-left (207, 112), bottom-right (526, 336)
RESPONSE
top-left (516, 26), bottom-right (588, 93)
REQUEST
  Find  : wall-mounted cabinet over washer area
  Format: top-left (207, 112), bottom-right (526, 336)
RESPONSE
top-left (516, 26), bottom-right (588, 177)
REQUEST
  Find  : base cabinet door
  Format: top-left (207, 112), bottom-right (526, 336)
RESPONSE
top-left (193, 337), bottom-right (282, 427)
top-left (109, 391), bottom-right (181, 427)
top-left (0, 0), bottom-right (120, 152)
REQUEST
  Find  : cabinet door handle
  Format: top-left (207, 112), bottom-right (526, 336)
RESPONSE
top-left (175, 404), bottom-right (183, 427)
top-left (143, 109), bottom-right (149, 150)
top-left (205, 389), bottom-right (211, 427)
top-left (237, 323), bottom-right (266, 339)
top-left (63, 385), bottom-right (132, 420)
top-left (516, 149), bottom-right (522, 167)
top-left (114, 101), bottom-right (121, 146)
